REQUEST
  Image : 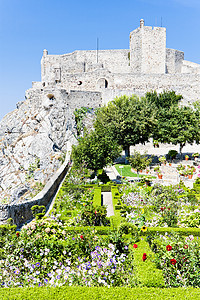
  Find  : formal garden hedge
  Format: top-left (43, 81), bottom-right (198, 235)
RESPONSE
top-left (1, 286), bottom-right (200, 300)
top-left (1, 166), bottom-right (200, 297)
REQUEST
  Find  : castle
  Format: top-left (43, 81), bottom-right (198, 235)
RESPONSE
top-left (0, 20), bottom-right (200, 224)
top-left (30, 19), bottom-right (200, 106)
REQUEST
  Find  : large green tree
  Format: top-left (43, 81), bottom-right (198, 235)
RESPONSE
top-left (71, 130), bottom-right (122, 172)
top-left (153, 105), bottom-right (200, 155)
top-left (145, 90), bottom-right (182, 110)
top-left (94, 95), bottom-right (156, 156)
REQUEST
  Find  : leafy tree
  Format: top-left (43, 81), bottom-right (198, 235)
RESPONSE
top-left (128, 150), bottom-right (152, 174)
top-left (71, 130), bottom-right (122, 172)
top-left (154, 105), bottom-right (200, 156)
top-left (94, 95), bottom-right (156, 156)
top-left (145, 90), bottom-right (182, 110)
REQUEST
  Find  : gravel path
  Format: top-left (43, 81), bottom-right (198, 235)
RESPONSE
top-left (102, 192), bottom-right (114, 217)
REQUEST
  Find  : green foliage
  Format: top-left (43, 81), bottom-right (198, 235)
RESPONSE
top-left (118, 222), bottom-right (140, 240)
top-left (80, 203), bottom-right (109, 226)
top-left (26, 157), bottom-right (40, 180)
top-left (94, 95), bottom-right (156, 156)
top-left (31, 205), bottom-right (46, 219)
top-left (0, 224), bottom-right (17, 236)
top-left (92, 187), bottom-right (101, 206)
top-left (132, 239), bottom-right (165, 287)
top-left (1, 287), bottom-right (200, 300)
top-left (145, 90), bottom-right (182, 109)
top-left (71, 130), bottom-right (122, 171)
top-left (153, 105), bottom-right (200, 154)
top-left (147, 233), bottom-right (200, 287)
top-left (74, 107), bottom-right (93, 136)
top-left (128, 151), bottom-right (152, 173)
top-left (7, 218), bottom-right (14, 225)
top-left (97, 169), bottom-right (110, 183)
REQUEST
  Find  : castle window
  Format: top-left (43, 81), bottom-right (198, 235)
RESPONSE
top-left (97, 78), bottom-right (108, 89)
top-left (54, 68), bottom-right (61, 82)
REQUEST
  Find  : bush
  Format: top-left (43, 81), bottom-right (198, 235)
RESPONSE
top-left (31, 205), bottom-right (46, 219)
top-left (167, 150), bottom-right (178, 160)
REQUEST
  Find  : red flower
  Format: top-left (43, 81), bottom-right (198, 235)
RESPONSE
top-left (95, 211), bottom-right (97, 215)
top-left (133, 244), bottom-right (138, 248)
top-left (16, 232), bottom-right (20, 237)
top-left (160, 207), bottom-right (164, 211)
top-left (142, 253), bottom-right (147, 261)
top-left (80, 235), bottom-right (84, 240)
top-left (170, 259), bottom-right (177, 265)
top-left (168, 208), bottom-right (171, 211)
top-left (184, 245), bottom-right (188, 249)
top-left (166, 245), bottom-right (172, 251)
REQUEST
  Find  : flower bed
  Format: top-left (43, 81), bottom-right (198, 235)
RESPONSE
top-left (1, 165), bottom-right (200, 292)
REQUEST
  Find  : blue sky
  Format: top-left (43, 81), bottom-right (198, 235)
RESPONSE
top-left (0, 0), bottom-right (200, 120)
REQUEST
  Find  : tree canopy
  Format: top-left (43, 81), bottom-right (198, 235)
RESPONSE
top-left (153, 105), bottom-right (200, 155)
top-left (94, 95), bottom-right (156, 156)
top-left (71, 130), bottom-right (122, 172)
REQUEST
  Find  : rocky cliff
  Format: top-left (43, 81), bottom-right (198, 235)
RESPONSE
top-left (0, 87), bottom-right (101, 205)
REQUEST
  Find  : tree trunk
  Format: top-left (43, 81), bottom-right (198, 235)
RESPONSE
top-left (124, 146), bottom-right (130, 164)
top-left (179, 143), bottom-right (185, 160)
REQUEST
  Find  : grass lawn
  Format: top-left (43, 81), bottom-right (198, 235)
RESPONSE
top-left (115, 164), bottom-right (148, 178)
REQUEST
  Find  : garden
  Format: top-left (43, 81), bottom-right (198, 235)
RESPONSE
top-left (1, 91), bottom-right (200, 299)
top-left (1, 163), bottom-right (200, 299)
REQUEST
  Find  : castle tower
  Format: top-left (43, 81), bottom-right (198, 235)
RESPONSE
top-left (130, 19), bottom-right (166, 74)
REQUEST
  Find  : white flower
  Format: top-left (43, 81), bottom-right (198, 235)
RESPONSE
top-left (45, 228), bottom-right (51, 233)
top-left (56, 269), bottom-right (62, 275)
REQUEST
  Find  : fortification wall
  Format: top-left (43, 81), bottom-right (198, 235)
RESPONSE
top-left (41, 49), bottom-right (131, 84)
top-left (181, 60), bottom-right (200, 74)
top-left (166, 48), bottom-right (184, 74)
top-left (50, 70), bottom-right (200, 104)
top-left (0, 156), bottom-right (70, 227)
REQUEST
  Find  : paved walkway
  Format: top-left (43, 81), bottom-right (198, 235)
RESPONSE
top-left (102, 192), bottom-right (114, 217)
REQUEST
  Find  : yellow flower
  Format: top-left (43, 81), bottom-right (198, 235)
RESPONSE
top-left (141, 209), bottom-right (144, 214)
top-left (141, 226), bottom-right (147, 232)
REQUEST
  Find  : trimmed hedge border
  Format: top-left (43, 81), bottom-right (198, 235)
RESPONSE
top-left (0, 287), bottom-right (200, 300)
top-left (147, 227), bottom-right (200, 237)
top-left (132, 240), bottom-right (165, 287)
top-left (93, 187), bottom-right (101, 206)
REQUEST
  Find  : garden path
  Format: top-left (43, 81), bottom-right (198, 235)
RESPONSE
top-left (102, 192), bottom-right (114, 217)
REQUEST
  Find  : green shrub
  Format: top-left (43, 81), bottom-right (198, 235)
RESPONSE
top-left (1, 287), bottom-right (200, 300)
top-left (31, 205), bottom-right (46, 219)
top-left (101, 185), bottom-right (111, 192)
top-left (92, 187), bottom-right (101, 206)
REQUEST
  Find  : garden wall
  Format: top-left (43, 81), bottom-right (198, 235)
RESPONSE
top-left (0, 157), bottom-right (70, 227)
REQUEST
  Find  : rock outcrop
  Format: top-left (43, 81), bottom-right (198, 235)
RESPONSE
top-left (0, 87), bottom-right (101, 204)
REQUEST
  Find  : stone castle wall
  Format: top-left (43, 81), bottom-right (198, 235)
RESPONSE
top-left (38, 19), bottom-right (200, 106)
top-left (130, 21), bottom-right (166, 74)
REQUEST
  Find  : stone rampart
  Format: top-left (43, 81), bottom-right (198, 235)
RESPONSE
top-left (53, 71), bottom-right (200, 105)
top-left (0, 156), bottom-right (70, 227)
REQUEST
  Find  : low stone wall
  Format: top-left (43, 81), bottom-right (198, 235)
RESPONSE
top-left (0, 157), bottom-right (70, 227)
